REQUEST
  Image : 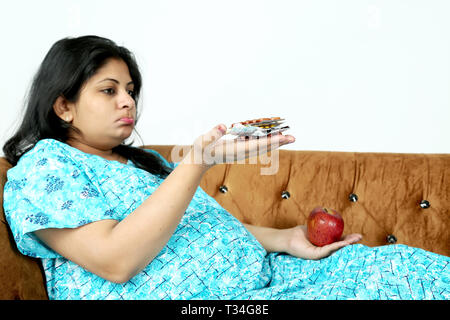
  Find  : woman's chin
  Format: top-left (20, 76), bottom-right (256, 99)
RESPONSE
top-left (116, 126), bottom-right (134, 140)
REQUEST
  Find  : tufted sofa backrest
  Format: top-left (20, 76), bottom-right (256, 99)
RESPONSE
top-left (149, 145), bottom-right (450, 257)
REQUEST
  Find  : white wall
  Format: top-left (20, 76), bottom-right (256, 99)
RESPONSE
top-left (1, 0), bottom-right (449, 156)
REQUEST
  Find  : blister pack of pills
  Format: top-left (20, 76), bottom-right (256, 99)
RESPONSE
top-left (226, 117), bottom-right (290, 139)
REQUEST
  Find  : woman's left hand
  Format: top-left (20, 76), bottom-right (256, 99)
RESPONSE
top-left (285, 226), bottom-right (363, 260)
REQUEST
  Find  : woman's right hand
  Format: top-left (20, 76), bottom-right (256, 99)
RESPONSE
top-left (183, 124), bottom-right (296, 168)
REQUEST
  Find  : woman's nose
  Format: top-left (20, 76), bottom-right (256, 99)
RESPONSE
top-left (118, 90), bottom-right (136, 109)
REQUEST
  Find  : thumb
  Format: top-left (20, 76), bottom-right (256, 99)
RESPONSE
top-left (190, 124), bottom-right (227, 167)
top-left (198, 124), bottom-right (227, 148)
top-left (317, 240), bottom-right (349, 258)
top-left (214, 124), bottom-right (227, 136)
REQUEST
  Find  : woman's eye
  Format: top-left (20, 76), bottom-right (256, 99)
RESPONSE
top-left (102, 88), bottom-right (115, 95)
top-left (102, 88), bottom-right (135, 99)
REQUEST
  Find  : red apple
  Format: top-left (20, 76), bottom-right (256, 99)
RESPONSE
top-left (307, 207), bottom-right (344, 247)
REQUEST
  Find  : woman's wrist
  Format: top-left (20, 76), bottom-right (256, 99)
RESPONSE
top-left (284, 226), bottom-right (303, 256)
top-left (180, 149), bottom-right (214, 172)
top-left (276, 227), bottom-right (296, 254)
top-left (243, 224), bottom-right (293, 253)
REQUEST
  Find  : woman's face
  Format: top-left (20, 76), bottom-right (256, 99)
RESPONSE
top-left (67, 58), bottom-right (137, 150)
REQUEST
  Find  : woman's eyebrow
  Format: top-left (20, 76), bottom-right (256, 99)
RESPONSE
top-left (97, 78), bottom-right (134, 85)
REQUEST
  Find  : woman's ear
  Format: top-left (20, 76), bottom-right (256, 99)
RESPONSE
top-left (53, 95), bottom-right (73, 123)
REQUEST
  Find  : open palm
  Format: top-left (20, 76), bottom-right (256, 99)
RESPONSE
top-left (191, 124), bottom-right (295, 166)
top-left (287, 225), bottom-right (362, 260)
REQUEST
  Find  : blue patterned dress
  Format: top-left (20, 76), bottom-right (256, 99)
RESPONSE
top-left (3, 139), bottom-right (449, 300)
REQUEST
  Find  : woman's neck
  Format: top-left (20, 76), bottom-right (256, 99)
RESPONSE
top-left (66, 138), bottom-right (127, 164)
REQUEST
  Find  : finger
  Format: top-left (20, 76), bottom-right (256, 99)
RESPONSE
top-left (195, 124), bottom-right (227, 149)
top-left (312, 237), bottom-right (356, 259)
top-left (279, 134), bottom-right (296, 145)
top-left (327, 240), bottom-right (350, 252)
top-left (342, 233), bottom-right (363, 244)
top-left (207, 124), bottom-right (227, 143)
top-left (240, 133), bottom-right (295, 156)
top-left (263, 134), bottom-right (295, 147)
top-left (207, 130), bottom-right (296, 163)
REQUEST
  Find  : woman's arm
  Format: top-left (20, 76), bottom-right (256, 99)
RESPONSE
top-left (242, 224), bottom-right (291, 253)
top-left (35, 125), bottom-right (295, 283)
top-left (243, 224), bottom-right (362, 260)
top-left (35, 155), bottom-right (210, 283)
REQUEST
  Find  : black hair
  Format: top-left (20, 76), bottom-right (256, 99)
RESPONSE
top-left (3, 35), bottom-right (172, 178)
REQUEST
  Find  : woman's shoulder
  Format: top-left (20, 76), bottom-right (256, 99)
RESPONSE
top-left (19, 138), bottom-right (72, 161)
top-left (8, 139), bottom-right (78, 178)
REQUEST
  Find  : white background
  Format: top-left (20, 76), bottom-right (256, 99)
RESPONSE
top-left (1, 0), bottom-right (449, 155)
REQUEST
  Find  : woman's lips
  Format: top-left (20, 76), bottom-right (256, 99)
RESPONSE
top-left (118, 117), bottom-right (134, 125)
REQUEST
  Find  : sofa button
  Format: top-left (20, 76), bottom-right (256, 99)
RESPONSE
top-left (281, 191), bottom-right (290, 199)
top-left (420, 200), bottom-right (430, 209)
top-left (386, 234), bottom-right (397, 244)
top-left (219, 185), bottom-right (228, 193)
top-left (349, 193), bottom-right (358, 202)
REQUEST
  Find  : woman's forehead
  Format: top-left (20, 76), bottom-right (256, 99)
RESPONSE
top-left (90, 58), bottom-right (133, 85)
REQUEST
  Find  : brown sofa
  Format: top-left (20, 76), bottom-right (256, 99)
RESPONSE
top-left (1, 145), bottom-right (449, 299)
